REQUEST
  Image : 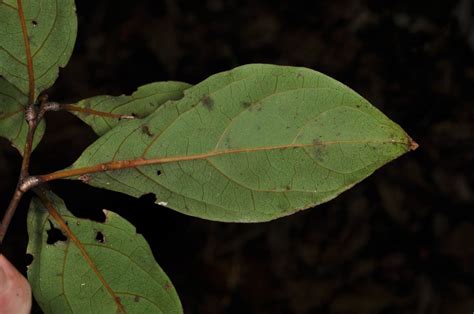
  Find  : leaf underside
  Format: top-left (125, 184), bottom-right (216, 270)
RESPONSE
top-left (0, 0), bottom-right (77, 97)
top-left (27, 192), bottom-right (182, 314)
top-left (72, 81), bottom-right (191, 136)
top-left (70, 64), bottom-right (414, 222)
top-left (0, 77), bottom-right (44, 154)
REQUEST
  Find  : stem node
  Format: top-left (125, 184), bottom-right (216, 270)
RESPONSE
top-left (19, 176), bottom-right (43, 193)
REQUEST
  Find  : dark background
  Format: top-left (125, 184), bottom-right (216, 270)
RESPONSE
top-left (1, 0), bottom-right (473, 313)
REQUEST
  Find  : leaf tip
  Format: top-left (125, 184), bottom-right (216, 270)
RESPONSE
top-left (408, 137), bottom-right (419, 151)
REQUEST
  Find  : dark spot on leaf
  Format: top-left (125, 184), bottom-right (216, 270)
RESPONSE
top-left (95, 231), bottom-right (105, 243)
top-left (164, 282), bottom-right (172, 290)
top-left (32, 20), bottom-right (38, 26)
top-left (241, 101), bottom-right (251, 108)
top-left (285, 185), bottom-right (291, 190)
top-left (297, 73), bottom-right (303, 78)
top-left (46, 220), bottom-right (67, 245)
top-left (224, 137), bottom-right (232, 148)
top-left (157, 169), bottom-right (162, 176)
top-left (356, 104), bottom-right (361, 108)
top-left (141, 125), bottom-right (154, 137)
top-left (202, 95), bottom-right (214, 111)
top-left (134, 296), bottom-right (140, 302)
top-left (313, 146), bottom-right (328, 162)
top-left (131, 112), bottom-right (137, 117)
top-left (256, 125), bottom-right (261, 131)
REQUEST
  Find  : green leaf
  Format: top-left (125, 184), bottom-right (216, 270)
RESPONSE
top-left (27, 191), bottom-right (182, 314)
top-left (0, 77), bottom-right (44, 154)
top-left (69, 64), bottom-right (416, 222)
top-left (0, 0), bottom-right (77, 97)
top-left (72, 81), bottom-right (191, 136)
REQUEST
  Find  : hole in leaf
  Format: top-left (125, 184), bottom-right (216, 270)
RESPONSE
top-left (138, 193), bottom-right (157, 203)
top-left (46, 220), bottom-right (67, 244)
top-left (95, 231), bottom-right (105, 243)
top-left (134, 296), bottom-right (140, 303)
top-left (157, 170), bottom-right (162, 176)
top-left (25, 254), bottom-right (34, 267)
top-left (91, 210), bottom-right (107, 223)
top-left (32, 20), bottom-right (38, 26)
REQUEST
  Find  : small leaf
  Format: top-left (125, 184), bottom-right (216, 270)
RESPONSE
top-left (27, 192), bottom-right (182, 314)
top-left (71, 81), bottom-right (191, 136)
top-left (0, 0), bottom-right (77, 97)
top-left (68, 64), bottom-right (416, 222)
top-left (0, 77), bottom-right (44, 154)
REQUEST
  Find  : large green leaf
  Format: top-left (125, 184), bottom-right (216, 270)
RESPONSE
top-left (68, 64), bottom-right (416, 222)
top-left (0, 77), bottom-right (44, 154)
top-left (0, 0), bottom-right (77, 97)
top-left (72, 81), bottom-right (191, 136)
top-left (27, 191), bottom-right (182, 314)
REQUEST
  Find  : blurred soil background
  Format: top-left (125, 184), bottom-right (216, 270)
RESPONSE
top-left (1, 0), bottom-right (473, 313)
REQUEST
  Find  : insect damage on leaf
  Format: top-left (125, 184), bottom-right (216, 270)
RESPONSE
top-left (46, 221), bottom-right (67, 245)
top-left (142, 125), bottom-right (154, 137)
top-left (202, 95), bottom-right (214, 111)
top-left (95, 231), bottom-right (105, 243)
top-left (68, 64), bottom-right (416, 223)
top-left (78, 174), bottom-right (91, 183)
top-left (27, 192), bottom-right (183, 313)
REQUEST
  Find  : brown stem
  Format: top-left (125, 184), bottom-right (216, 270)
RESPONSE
top-left (20, 106), bottom-right (38, 179)
top-left (0, 107), bottom-right (38, 245)
top-left (0, 0), bottom-right (38, 246)
top-left (0, 104), bottom-right (40, 245)
top-left (1, 95), bottom-right (137, 243)
top-left (0, 190), bottom-right (24, 245)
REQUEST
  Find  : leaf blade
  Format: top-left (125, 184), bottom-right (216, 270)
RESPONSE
top-left (71, 81), bottom-right (191, 135)
top-left (0, 0), bottom-right (77, 97)
top-left (67, 64), bottom-right (415, 222)
top-left (27, 192), bottom-right (182, 314)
